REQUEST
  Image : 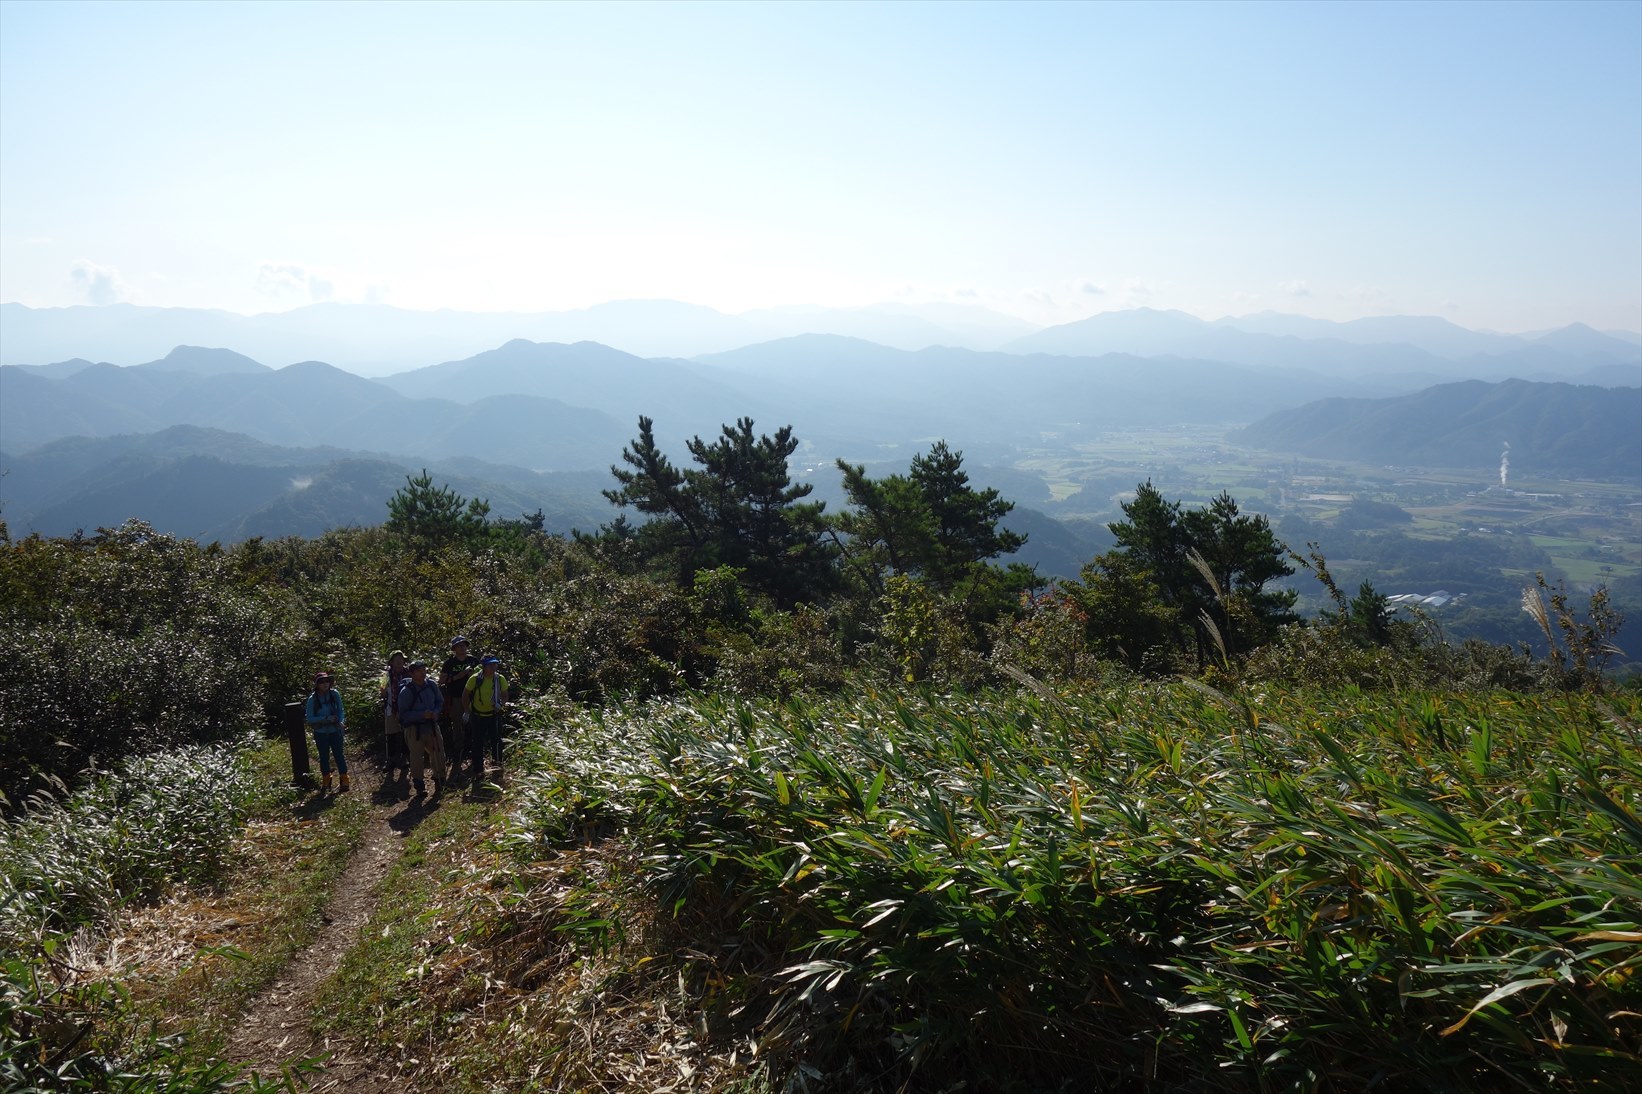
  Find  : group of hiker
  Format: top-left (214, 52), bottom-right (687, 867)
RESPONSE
top-left (303, 635), bottom-right (510, 796)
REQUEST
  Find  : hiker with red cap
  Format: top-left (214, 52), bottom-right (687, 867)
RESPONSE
top-left (304, 671), bottom-right (350, 792)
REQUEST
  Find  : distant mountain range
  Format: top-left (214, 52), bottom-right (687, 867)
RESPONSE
top-left (1231, 379), bottom-right (1642, 482)
top-left (3, 336), bottom-right (1409, 473)
top-left (3, 301), bottom-right (1636, 382)
top-left (0, 425), bottom-right (611, 542)
top-left (0, 347), bottom-right (634, 471)
top-left (0, 299), bottom-right (1037, 373)
top-left (6, 316), bottom-right (1638, 568)
top-left (1006, 308), bottom-right (1640, 384)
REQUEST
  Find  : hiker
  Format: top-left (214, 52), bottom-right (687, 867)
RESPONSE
top-left (304, 671), bottom-right (349, 792)
top-left (398, 659), bottom-right (446, 796)
top-left (380, 649), bottom-right (411, 780)
top-left (463, 655), bottom-right (508, 775)
top-left (439, 635), bottom-right (481, 766)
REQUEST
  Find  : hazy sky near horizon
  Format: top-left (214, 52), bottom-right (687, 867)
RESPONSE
top-left (2, 1), bottom-right (1639, 332)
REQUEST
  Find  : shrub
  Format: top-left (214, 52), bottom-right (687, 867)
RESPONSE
top-left (0, 524), bottom-right (285, 803)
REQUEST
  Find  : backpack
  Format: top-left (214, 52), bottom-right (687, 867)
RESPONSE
top-left (397, 680), bottom-right (439, 727)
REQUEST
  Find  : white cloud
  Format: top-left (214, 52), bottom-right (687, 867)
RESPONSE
top-left (256, 262), bottom-right (335, 302)
top-left (1071, 278), bottom-right (1107, 296)
top-left (1125, 278), bottom-right (1153, 297)
top-left (70, 259), bottom-right (129, 304)
top-left (1279, 279), bottom-right (1311, 298)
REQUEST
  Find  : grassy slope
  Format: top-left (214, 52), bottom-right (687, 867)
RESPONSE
top-left (299, 685), bottom-right (1642, 1092)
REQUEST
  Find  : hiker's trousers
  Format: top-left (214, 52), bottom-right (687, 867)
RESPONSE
top-left (470, 711), bottom-right (502, 769)
top-left (383, 707), bottom-right (408, 767)
top-left (313, 729), bottom-right (347, 775)
top-left (405, 724), bottom-right (446, 787)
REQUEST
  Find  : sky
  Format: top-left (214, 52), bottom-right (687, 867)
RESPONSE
top-left (2, 0), bottom-right (1639, 332)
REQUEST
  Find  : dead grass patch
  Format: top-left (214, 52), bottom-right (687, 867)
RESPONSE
top-left (78, 775), bottom-right (372, 1051)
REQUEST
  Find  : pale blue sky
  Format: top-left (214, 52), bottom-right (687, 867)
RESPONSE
top-left (2, 0), bottom-right (1638, 330)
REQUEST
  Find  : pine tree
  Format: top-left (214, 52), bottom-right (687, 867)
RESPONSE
top-left (604, 417), bottom-right (835, 605)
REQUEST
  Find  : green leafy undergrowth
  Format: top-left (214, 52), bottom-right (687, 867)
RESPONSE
top-left (492, 685), bottom-right (1641, 1091)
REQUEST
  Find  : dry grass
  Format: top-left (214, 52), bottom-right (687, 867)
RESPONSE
top-left (79, 750), bottom-right (373, 1053)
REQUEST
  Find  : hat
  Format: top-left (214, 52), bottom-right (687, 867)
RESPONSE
top-left (389, 649), bottom-right (406, 661)
top-left (409, 659), bottom-right (428, 671)
top-left (314, 671), bottom-right (334, 684)
top-left (481, 655), bottom-right (501, 666)
top-left (450, 635), bottom-right (469, 647)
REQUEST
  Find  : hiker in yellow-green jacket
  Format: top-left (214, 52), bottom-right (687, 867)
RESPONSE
top-left (462, 655), bottom-right (508, 776)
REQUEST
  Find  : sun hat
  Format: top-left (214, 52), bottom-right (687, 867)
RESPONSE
top-left (481, 655), bottom-right (501, 666)
top-left (450, 635), bottom-right (469, 647)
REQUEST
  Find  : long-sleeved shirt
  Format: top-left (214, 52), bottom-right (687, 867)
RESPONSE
top-left (305, 689), bottom-right (346, 732)
top-left (396, 678), bottom-right (444, 730)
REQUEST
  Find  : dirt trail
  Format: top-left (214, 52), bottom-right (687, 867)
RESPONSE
top-left (224, 766), bottom-right (414, 1092)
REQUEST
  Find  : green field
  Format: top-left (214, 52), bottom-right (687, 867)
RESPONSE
top-left (1012, 431), bottom-right (1642, 593)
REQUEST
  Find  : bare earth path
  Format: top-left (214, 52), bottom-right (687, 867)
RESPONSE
top-left (224, 766), bottom-right (412, 1092)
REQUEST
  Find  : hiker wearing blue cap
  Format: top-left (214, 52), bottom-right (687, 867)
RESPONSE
top-left (462, 655), bottom-right (509, 775)
top-left (439, 635), bottom-right (481, 767)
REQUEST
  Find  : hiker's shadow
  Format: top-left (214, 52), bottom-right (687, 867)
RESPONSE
top-left (389, 792), bottom-right (442, 836)
top-left (290, 788), bottom-right (341, 820)
top-left (371, 777), bottom-right (407, 806)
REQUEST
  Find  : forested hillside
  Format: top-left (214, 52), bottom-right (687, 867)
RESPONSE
top-left (1233, 379), bottom-right (1642, 481)
top-left (0, 426), bottom-right (610, 541)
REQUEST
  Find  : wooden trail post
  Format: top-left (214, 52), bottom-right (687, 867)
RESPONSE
top-left (284, 701), bottom-right (311, 786)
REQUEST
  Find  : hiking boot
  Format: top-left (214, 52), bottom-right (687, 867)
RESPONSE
top-left (339, 773), bottom-right (351, 791)
top-left (322, 774), bottom-right (333, 792)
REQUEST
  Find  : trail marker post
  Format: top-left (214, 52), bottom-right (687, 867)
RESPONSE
top-left (284, 701), bottom-right (311, 786)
